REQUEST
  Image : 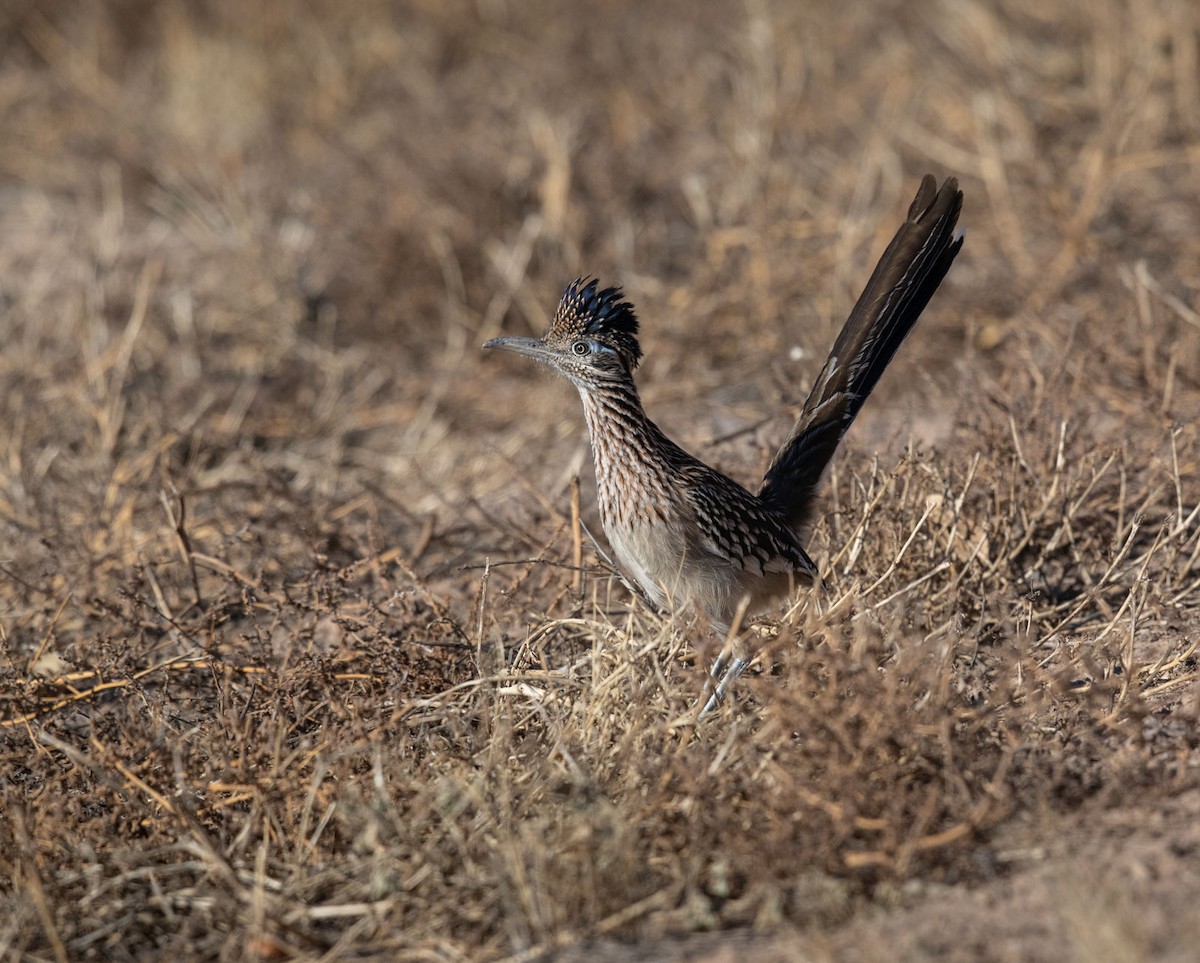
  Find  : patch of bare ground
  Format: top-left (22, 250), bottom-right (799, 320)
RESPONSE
top-left (1, 1), bottom-right (1199, 960)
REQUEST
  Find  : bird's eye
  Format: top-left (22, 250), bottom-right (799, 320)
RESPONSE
top-left (571, 340), bottom-right (590, 356)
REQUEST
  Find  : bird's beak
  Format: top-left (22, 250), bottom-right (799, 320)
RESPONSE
top-left (482, 336), bottom-right (552, 362)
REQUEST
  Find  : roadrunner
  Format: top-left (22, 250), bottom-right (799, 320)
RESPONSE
top-left (485, 175), bottom-right (963, 710)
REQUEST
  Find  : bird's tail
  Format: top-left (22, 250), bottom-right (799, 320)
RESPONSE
top-left (758, 175), bottom-right (963, 530)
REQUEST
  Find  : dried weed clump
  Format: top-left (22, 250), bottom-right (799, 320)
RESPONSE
top-left (1, 0), bottom-right (1199, 960)
top-left (2, 391), bottom-right (1195, 958)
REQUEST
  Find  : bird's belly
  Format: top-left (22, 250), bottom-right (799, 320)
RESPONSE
top-left (602, 513), bottom-right (741, 621)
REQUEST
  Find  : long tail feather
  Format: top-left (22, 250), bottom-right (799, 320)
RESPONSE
top-left (758, 175), bottom-right (963, 529)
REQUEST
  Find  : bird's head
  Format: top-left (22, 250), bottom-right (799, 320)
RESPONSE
top-left (483, 278), bottom-right (641, 389)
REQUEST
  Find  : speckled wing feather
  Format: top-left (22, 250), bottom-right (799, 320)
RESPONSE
top-left (681, 461), bottom-right (819, 582)
top-left (758, 175), bottom-right (963, 530)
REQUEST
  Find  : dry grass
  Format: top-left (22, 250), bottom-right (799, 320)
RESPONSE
top-left (1, 0), bottom-right (1199, 959)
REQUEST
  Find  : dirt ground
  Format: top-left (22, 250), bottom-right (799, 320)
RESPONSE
top-left (1, 1), bottom-right (1199, 960)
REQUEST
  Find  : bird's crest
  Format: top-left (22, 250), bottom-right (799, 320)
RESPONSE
top-left (549, 277), bottom-right (642, 367)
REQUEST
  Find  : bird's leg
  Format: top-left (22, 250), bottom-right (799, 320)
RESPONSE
top-left (709, 650), bottom-right (730, 684)
top-left (700, 656), bottom-right (750, 714)
top-left (697, 597), bottom-right (752, 713)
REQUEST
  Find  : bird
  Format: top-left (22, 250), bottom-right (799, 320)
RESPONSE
top-left (484, 175), bottom-right (963, 711)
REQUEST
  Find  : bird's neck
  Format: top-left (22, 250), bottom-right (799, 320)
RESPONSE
top-left (577, 380), bottom-right (677, 517)
top-left (578, 379), bottom-right (654, 454)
